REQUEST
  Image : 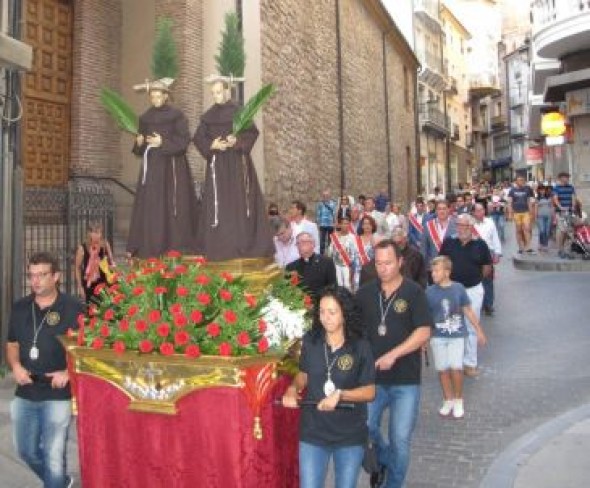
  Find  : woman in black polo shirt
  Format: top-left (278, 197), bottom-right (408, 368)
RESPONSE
top-left (282, 286), bottom-right (375, 488)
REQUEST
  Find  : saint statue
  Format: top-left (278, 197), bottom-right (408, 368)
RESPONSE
top-left (127, 79), bottom-right (200, 259)
top-left (193, 76), bottom-right (274, 261)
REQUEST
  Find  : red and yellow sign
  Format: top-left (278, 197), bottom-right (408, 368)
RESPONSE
top-left (541, 112), bottom-right (566, 137)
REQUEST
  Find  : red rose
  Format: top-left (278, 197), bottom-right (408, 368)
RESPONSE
top-left (88, 304), bottom-right (98, 316)
top-left (173, 314), bottom-right (188, 328)
top-left (290, 272), bottom-right (300, 286)
top-left (139, 339), bottom-right (154, 353)
top-left (218, 342), bottom-right (232, 356)
top-left (166, 250), bottom-right (182, 258)
top-left (103, 309), bottom-right (115, 321)
top-left (109, 283), bottom-right (120, 293)
top-left (195, 274), bottom-right (210, 285)
top-left (174, 330), bottom-right (190, 346)
top-left (77, 328), bottom-right (85, 346)
top-left (126, 272), bottom-right (137, 283)
top-left (154, 286), bottom-right (167, 295)
top-left (162, 272), bottom-right (176, 280)
top-left (159, 342), bottom-right (175, 356)
top-left (113, 294), bottom-right (126, 305)
top-left (147, 257), bottom-right (161, 265)
top-left (93, 283), bottom-right (106, 295)
top-left (221, 272), bottom-right (234, 283)
top-left (257, 337), bottom-right (269, 353)
top-left (185, 344), bottom-right (201, 358)
top-left (135, 320), bottom-right (148, 333)
top-left (127, 304), bottom-right (139, 317)
top-left (192, 256), bottom-right (207, 265)
top-left (237, 331), bottom-right (251, 346)
top-left (156, 323), bottom-right (171, 337)
top-left (197, 292), bottom-right (211, 305)
top-left (66, 328), bottom-right (75, 338)
top-left (141, 267), bottom-right (154, 275)
top-left (176, 286), bottom-right (189, 297)
top-left (258, 319), bottom-right (267, 333)
top-left (91, 338), bottom-right (104, 350)
top-left (206, 322), bottom-right (221, 337)
top-left (100, 324), bottom-right (110, 337)
top-left (223, 310), bottom-right (238, 324)
top-left (304, 295), bottom-right (313, 308)
top-left (245, 294), bottom-right (257, 308)
top-left (148, 310), bottom-right (161, 323)
top-left (169, 303), bottom-right (183, 315)
top-left (190, 310), bottom-right (203, 324)
top-left (113, 341), bottom-right (126, 354)
top-left (132, 286), bottom-right (145, 296)
top-left (118, 319), bottom-right (130, 331)
top-left (219, 289), bottom-right (232, 302)
top-left (77, 313), bottom-right (85, 328)
top-left (88, 317), bottom-right (97, 329)
top-left (174, 264), bottom-right (188, 275)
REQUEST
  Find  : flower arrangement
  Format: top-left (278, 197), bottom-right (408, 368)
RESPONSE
top-left (75, 251), bottom-right (310, 358)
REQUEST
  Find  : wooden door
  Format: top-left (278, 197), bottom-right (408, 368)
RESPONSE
top-left (22, 0), bottom-right (72, 187)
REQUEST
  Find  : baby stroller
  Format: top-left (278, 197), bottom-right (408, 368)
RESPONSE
top-left (562, 210), bottom-right (590, 259)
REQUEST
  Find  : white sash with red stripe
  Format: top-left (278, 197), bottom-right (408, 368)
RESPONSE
top-left (427, 219), bottom-right (445, 253)
top-left (353, 234), bottom-right (371, 266)
top-left (408, 213), bottom-right (424, 235)
top-left (330, 233), bottom-right (353, 267)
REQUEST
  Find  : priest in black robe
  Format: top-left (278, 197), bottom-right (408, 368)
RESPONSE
top-left (193, 78), bottom-right (273, 261)
top-left (127, 80), bottom-right (199, 259)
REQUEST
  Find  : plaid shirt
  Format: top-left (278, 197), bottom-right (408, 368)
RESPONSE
top-left (315, 199), bottom-right (336, 227)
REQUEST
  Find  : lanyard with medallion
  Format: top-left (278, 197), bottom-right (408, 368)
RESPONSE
top-left (323, 342), bottom-right (341, 396)
top-left (29, 302), bottom-right (60, 361)
top-left (378, 290), bottom-right (397, 336)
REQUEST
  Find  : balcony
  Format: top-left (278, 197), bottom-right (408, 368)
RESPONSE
top-left (417, 50), bottom-right (447, 92)
top-left (469, 73), bottom-right (501, 98)
top-left (531, 0), bottom-right (590, 59)
top-left (419, 104), bottom-right (450, 138)
top-left (447, 76), bottom-right (458, 95)
top-left (414, 0), bottom-right (442, 33)
top-left (491, 114), bottom-right (507, 129)
top-left (452, 123), bottom-right (460, 141)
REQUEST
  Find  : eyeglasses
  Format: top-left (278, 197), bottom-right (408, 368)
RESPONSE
top-left (296, 240), bottom-right (313, 245)
top-left (27, 271), bottom-right (53, 280)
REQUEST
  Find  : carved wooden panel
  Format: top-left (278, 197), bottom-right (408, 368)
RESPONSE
top-left (22, 0), bottom-right (72, 187)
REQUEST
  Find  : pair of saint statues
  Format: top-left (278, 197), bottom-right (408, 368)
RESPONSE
top-left (127, 77), bottom-right (273, 261)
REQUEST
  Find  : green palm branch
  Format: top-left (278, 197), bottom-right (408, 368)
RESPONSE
top-left (100, 88), bottom-right (138, 134)
top-left (233, 84), bottom-right (275, 136)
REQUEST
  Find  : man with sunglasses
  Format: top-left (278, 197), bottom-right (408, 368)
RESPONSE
top-left (6, 252), bottom-right (83, 488)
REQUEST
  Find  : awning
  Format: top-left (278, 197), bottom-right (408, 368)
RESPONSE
top-left (544, 68), bottom-right (590, 102)
top-left (491, 157), bottom-right (512, 169)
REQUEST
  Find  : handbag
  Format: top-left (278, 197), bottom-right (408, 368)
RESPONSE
top-left (362, 438), bottom-right (380, 474)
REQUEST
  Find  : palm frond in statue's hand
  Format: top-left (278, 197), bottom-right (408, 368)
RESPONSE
top-left (232, 84), bottom-right (275, 136)
top-left (100, 88), bottom-right (138, 134)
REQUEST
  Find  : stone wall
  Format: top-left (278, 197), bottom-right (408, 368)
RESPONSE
top-left (260, 0), bottom-right (418, 211)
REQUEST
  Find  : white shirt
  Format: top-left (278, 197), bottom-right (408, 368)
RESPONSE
top-left (273, 235), bottom-right (300, 267)
top-left (368, 210), bottom-right (390, 237)
top-left (474, 217), bottom-right (502, 256)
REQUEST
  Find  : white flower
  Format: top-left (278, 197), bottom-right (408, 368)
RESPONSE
top-left (261, 297), bottom-right (309, 347)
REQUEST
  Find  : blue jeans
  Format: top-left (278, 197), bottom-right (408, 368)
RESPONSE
top-left (367, 384), bottom-right (421, 488)
top-left (491, 213), bottom-right (505, 242)
top-left (537, 215), bottom-right (551, 247)
top-left (483, 275), bottom-right (494, 310)
top-left (10, 397), bottom-right (72, 488)
top-left (299, 441), bottom-right (364, 488)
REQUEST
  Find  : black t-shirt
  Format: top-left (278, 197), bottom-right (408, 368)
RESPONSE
top-left (299, 331), bottom-right (375, 447)
top-left (509, 185), bottom-right (535, 213)
top-left (7, 293), bottom-right (83, 401)
top-left (355, 279), bottom-right (433, 385)
top-left (439, 237), bottom-right (492, 288)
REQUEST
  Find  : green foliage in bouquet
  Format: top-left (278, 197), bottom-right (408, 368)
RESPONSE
top-left (233, 84), bottom-right (275, 136)
top-left (152, 17), bottom-right (178, 80)
top-left (215, 11), bottom-right (245, 78)
top-left (99, 88), bottom-right (138, 134)
top-left (76, 252), bottom-right (309, 358)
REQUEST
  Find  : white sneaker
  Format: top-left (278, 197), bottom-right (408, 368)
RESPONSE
top-left (453, 399), bottom-right (464, 419)
top-left (438, 400), bottom-right (453, 417)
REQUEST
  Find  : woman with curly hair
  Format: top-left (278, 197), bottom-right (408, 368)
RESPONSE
top-left (283, 285), bottom-right (375, 488)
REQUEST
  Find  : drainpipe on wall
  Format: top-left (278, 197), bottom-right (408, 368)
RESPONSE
top-left (414, 70), bottom-right (421, 196)
top-left (382, 32), bottom-right (392, 200)
top-left (335, 0), bottom-right (345, 196)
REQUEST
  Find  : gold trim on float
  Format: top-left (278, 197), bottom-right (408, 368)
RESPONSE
top-left (204, 256), bottom-right (282, 295)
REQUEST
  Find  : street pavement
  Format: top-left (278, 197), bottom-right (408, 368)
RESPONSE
top-left (1, 224), bottom-right (590, 487)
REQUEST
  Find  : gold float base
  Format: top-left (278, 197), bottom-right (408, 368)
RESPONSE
top-left (204, 256), bottom-right (282, 295)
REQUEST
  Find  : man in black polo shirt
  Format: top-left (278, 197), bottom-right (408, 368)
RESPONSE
top-left (286, 231), bottom-right (337, 300)
top-left (6, 252), bottom-right (83, 488)
top-left (356, 240), bottom-right (432, 488)
top-left (440, 214), bottom-right (492, 377)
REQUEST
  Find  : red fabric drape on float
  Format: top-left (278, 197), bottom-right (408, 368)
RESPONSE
top-left (75, 375), bottom-right (299, 487)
